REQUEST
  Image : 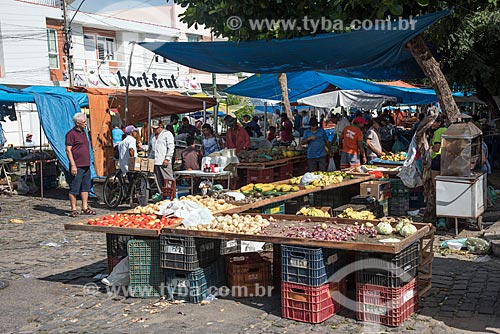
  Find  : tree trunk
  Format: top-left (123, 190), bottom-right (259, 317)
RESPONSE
top-left (415, 113), bottom-right (437, 222)
top-left (278, 73), bottom-right (294, 120)
top-left (406, 36), bottom-right (461, 123)
top-left (407, 35), bottom-right (462, 221)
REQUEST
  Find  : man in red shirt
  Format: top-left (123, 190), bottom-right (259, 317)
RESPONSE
top-left (279, 113), bottom-right (293, 145)
top-left (340, 116), bottom-right (367, 169)
top-left (225, 116), bottom-right (250, 153)
top-left (65, 112), bottom-right (95, 217)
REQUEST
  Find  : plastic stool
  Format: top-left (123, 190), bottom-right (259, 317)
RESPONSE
top-left (162, 179), bottom-right (176, 199)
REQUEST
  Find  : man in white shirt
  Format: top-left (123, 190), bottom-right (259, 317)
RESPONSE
top-left (149, 120), bottom-right (175, 188)
top-left (118, 125), bottom-right (139, 174)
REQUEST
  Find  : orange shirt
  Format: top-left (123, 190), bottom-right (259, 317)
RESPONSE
top-left (341, 125), bottom-right (363, 155)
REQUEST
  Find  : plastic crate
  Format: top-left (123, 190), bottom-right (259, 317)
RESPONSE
top-left (333, 204), bottom-right (368, 217)
top-left (355, 242), bottom-right (419, 288)
top-left (106, 234), bottom-right (136, 272)
top-left (226, 252), bottom-right (272, 298)
top-left (389, 195), bottom-right (410, 216)
top-left (281, 245), bottom-right (345, 286)
top-left (163, 260), bottom-right (223, 303)
top-left (247, 202), bottom-right (285, 215)
top-left (281, 282), bottom-right (336, 324)
top-left (388, 178), bottom-right (409, 197)
top-left (246, 168), bottom-right (274, 183)
top-left (356, 278), bottom-right (418, 327)
top-left (409, 190), bottom-right (425, 209)
top-left (220, 239), bottom-right (241, 255)
top-left (275, 164), bottom-right (293, 181)
top-left (128, 239), bottom-right (163, 298)
top-left (160, 235), bottom-right (219, 270)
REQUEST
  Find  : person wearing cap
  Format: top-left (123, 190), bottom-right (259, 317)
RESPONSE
top-left (118, 125), bottom-right (139, 174)
top-left (366, 118), bottom-right (383, 162)
top-left (302, 118), bottom-right (329, 172)
top-left (225, 116), bottom-right (250, 153)
top-left (149, 120), bottom-right (176, 187)
top-left (340, 116), bottom-right (367, 168)
top-left (24, 132), bottom-right (36, 146)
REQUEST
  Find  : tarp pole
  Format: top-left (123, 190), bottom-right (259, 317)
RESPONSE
top-left (124, 42), bottom-right (135, 125)
top-left (147, 101), bottom-right (152, 148)
top-left (39, 121), bottom-right (43, 200)
top-left (264, 101), bottom-right (268, 138)
top-left (214, 100), bottom-right (219, 135)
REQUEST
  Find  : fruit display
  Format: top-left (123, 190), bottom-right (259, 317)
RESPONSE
top-left (180, 214), bottom-right (271, 234)
top-left (181, 195), bottom-right (238, 213)
top-left (338, 207), bottom-right (376, 220)
top-left (296, 207), bottom-right (331, 217)
top-left (289, 171), bottom-right (349, 187)
top-left (237, 147), bottom-right (303, 163)
top-left (210, 192), bottom-right (259, 204)
top-left (376, 221), bottom-right (393, 235)
top-left (87, 214), bottom-right (181, 230)
top-left (238, 183), bottom-right (300, 198)
top-left (380, 152), bottom-right (406, 161)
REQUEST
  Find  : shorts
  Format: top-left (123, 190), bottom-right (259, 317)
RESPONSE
top-left (154, 164), bottom-right (174, 188)
top-left (431, 155), bottom-right (441, 171)
top-left (68, 166), bottom-right (91, 195)
top-left (340, 151), bottom-right (360, 169)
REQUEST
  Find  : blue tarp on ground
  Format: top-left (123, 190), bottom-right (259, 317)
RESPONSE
top-left (139, 11), bottom-right (449, 78)
top-left (226, 71), bottom-right (462, 105)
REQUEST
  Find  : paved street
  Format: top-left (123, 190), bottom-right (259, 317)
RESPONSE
top-left (1, 189), bottom-right (499, 334)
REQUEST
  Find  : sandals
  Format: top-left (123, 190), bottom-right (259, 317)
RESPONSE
top-left (69, 210), bottom-right (79, 217)
top-left (81, 208), bottom-right (96, 215)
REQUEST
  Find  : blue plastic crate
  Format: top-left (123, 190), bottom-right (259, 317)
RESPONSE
top-left (163, 260), bottom-right (222, 303)
top-left (281, 245), bottom-right (345, 286)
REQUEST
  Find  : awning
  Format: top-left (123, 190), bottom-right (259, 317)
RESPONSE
top-left (138, 11), bottom-right (449, 78)
top-left (69, 88), bottom-right (217, 124)
top-left (297, 90), bottom-right (397, 110)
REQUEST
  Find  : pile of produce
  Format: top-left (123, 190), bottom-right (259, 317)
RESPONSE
top-left (338, 207), bottom-right (376, 220)
top-left (237, 147), bottom-right (291, 163)
top-left (238, 183), bottom-right (300, 198)
top-left (376, 217), bottom-right (418, 236)
top-left (262, 221), bottom-right (378, 241)
top-left (296, 207), bottom-right (331, 217)
top-left (289, 171), bottom-right (349, 187)
top-left (380, 152), bottom-right (406, 161)
top-left (180, 214), bottom-right (271, 234)
top-left (210, 192), bottom-right (259, 204)
top-left (87, 214), bottom-right (181, 230)
top-left (130, 196), bottom-right (237, 215)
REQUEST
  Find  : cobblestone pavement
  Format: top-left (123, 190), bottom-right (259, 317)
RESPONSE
top-left (1, 189), bottom-right (500, 334)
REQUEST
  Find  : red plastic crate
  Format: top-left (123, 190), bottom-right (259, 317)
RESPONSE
top-left (281, 281), bottom-right (343, 324)
top-left (226, 253), bottom-right (272, 298)
top-left (246, 168), bottom-right (274, 183)
top-left (276, 164), bottom-right (293, 181)
top-left (356, 278), bottom-right (418, 327)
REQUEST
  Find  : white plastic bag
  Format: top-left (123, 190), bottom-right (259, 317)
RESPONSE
top-left (156, 200), bottom-right (203, 217)
top-left (299, 172), bottom-right (322, 186)
top-left (397, 134), bottom-right (422, 188)
top-left (101, 257), bottom-right (129, 286)
top-left (327, 157), bottom-right (336, 172)
top-left (182, 208), bottom-right (213, 228)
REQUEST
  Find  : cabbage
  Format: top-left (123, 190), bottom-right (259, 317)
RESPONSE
top-left (400, 223), bottom-right (417, 237)
top-left (395, 221), bottom-right (405, 233)
top-left (376, 222), bottom-right (393, 235)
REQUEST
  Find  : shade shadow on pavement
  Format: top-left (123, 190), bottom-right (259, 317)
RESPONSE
top-left (39, 260), bottom-right (107, 285)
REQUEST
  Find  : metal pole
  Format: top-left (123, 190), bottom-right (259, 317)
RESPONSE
top-left (124, 42), bottom-right (135, 125)
top-left (264, 101), bottom-right (268, 137)
top-left (147, 101), bottom-right (152, 149)
top-left (61, 0), bottom-right (74, 87)
top-left (39, 123), bottom-right (43, 200)
top-left (203, 100), bottom-right (206, 125)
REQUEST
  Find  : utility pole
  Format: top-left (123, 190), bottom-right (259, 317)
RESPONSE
top-left (61, 0), bottom-right (74, 86)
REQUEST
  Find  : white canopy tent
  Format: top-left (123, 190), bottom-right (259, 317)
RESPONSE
top-left (297, 90), bottom-right (397, 110)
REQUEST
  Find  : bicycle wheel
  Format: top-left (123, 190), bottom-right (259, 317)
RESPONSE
top-left (103, 172), bottom-right (124, 208)
top-left (130, 173), bottom-right (150, 208)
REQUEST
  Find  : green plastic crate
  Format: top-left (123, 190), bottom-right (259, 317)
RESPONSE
top-left (128, 239), bottom-right (163, 298)
top-left (247, 202), bottom-right (285, 215)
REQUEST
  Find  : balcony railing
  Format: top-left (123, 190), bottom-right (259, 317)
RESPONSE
top-left (18, 0), bottom-right (60, 7)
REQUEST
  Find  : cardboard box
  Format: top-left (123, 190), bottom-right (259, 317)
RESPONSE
top-left (128, 157), bottom-right (154, 172)
top-left (360, 180), bottom-right (391, 201)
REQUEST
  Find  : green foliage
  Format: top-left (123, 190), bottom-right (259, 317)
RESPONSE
top-left (226, 94), bottom-right (242, 105)
top-left (234, 104), bottom-right (254, 121)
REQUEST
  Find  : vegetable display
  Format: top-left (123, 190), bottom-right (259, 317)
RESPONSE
top-left (181, 214), bottom-right (271, 234)
top-left (338, 207), bottom-right (376, 220)
top-left (376, 222), bottom-right (393, 235)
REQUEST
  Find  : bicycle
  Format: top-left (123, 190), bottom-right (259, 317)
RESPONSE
top-left (103, 170), bottom-right (157, 209)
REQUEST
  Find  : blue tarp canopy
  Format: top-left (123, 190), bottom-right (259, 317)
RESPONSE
top-left (225, 71), bottom-right (462, 105)
top-left (23, 86), bottom-right (88, 107)
top-left (139, 11), bottom-right (448, 78)
top-left (0, 84), bottom-right (34, 103)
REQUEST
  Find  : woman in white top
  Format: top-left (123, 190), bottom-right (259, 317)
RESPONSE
top-left (366, 118), bottom-right (383, 162)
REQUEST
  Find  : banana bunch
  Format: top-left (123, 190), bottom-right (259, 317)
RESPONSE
top-left (289, 177), bottom-right (302, 185)
top-left (380, 152), bottom-right (406, 161)
top-left (338, 207), bottom-right (376, 220)
top-left (297, 207), bottom-right (331, 217)
top-left (275, 184), bottom-right (299, 192)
